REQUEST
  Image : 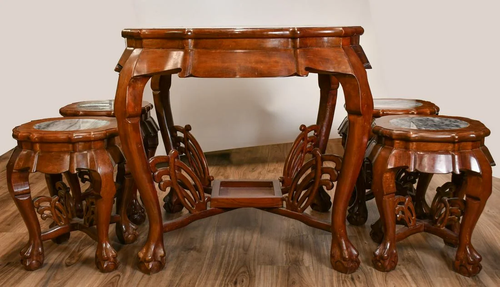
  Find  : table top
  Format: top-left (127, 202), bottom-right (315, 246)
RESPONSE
top-left (121, 26), bottom-right (365, 39)
top-left (115, 26), bottom-right (371, 78)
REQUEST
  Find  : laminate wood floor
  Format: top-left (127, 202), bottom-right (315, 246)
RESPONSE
top-left (0, 139), bottom-right (499, 286)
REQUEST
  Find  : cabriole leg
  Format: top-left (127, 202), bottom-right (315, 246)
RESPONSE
top-left (7, 148), bottom-right (44, 270)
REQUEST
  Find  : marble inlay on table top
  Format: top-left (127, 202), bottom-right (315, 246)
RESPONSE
top-left (389, 117), bottom-right (469, 130)
top-left (374, 99), bottom-right (423, 110)
top-left (34, 119), bottom-right (110, 131)
top-left (77, 100), bottom-right (114, 111)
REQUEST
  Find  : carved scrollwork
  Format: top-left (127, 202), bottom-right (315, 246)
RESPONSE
top-left (394, 196), bottom-right (417, 228)
top-left (284, 149), bottom-right (342, 213)
top-left (430, 182), bottom-right (465, 229)
top-left (150, 149), bottom-right (208, 213)
top-left (281, 124), bottom-right (341, 213)
top-left (33, 181), bottom-right (75, 226)
top-left (174, 125), bottom-right (213, 187)
top-left (280, 124), bottom-right (319, 189)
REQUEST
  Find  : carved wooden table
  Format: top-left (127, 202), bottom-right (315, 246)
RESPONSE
top-left (113, 27), bottom-right (374, 274)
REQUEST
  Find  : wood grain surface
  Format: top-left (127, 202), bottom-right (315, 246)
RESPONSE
top-left (0, 139), bottom-right (499, 286)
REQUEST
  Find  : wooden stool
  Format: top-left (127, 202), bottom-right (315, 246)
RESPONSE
top-left (60, 100), bottom-right (159, 225)
top-left (338, 98), bottom-right (440, 225)
top-left (7, 117), bottom-right (138, 272)
top-left (368, 115), bottom-right (494, 276)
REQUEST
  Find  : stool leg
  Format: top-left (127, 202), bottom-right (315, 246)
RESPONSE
top-left (115, 159), bottom-right (146, 225)
top-left (414, 172), bottom-right (432, 219)
top-left (90, 150), bottom-right (119, 272)
top-left (454, 163), bottom-right (492, 276)
top-left (115, 163), bottom-right (139, 244)
top-left (7, 148), bottom-right (44, 270)
top-left (371, 148), bottom-right (398, 272)
top-left (64, 172), bottom-right (84, 218)
top-left (45, 174), bottom-right (62, 197)
top-left (347, 166), bottom-right (368, 225)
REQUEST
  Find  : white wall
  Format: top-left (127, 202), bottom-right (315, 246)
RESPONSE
top-left (1, 1), bottom-right (498, 176)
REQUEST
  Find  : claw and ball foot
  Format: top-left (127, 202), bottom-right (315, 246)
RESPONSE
top-left (137, 241), bottom-right (166, 274)
top-left (95, 242), bottom-right (118, 272)
top-left (372, 241), bottom-right (398, 272)
top-left (20, 240), bottom-right (44, 271)
top-left (330, 235), bottom-right (360, 273)
top-left (454, 244), bottom-right (482, 277)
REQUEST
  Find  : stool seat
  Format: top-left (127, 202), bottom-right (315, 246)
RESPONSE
top-left (59, 100), bottom-right (153, 117)
top-left (373, 115), bottom-right (489, 142)
top-left (14, 117), bottom-right (117, 144)
top-left (372, 98), bottom-right (440, 117)
top-left (7, 116), bottom-right (138, 272)
top-left (368, 114), bottom-right (494, 277)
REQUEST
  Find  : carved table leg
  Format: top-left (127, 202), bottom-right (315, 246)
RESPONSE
top-left (311, 74), bottom-right (339, 212)
top-left (115, 163), bottom-right (139, 244)
top-left (371, 158), bottom-right (399, 272)
top-left (454, 159), bottom-right (491, 277)
top-left (152, 75), bottom-right (185, 214)
top-left (329, 66), bottom-right (373, 273)
top-left (7, 148), bottom-right (44, 270)
top-left (91, 150), bottom-right (119, 272)
top-left (115, 69), bottom-right (165, 274)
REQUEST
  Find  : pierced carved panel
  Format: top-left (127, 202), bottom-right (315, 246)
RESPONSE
top-left (394, 196), bottom-right (417, 228)
top-left (281, 124), bottom-right (319, 188)
top-left (174, 125), bottom-right (213, 187)
top-left (33, 181), bottom-right (76, 226)
top-left (431, 182), bottom-right (465, 229)
top-left (150, 149), bottom-right (208, 213)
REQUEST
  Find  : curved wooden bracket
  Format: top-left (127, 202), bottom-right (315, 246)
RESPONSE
top-left (149, 150), bottom-right (208, 213)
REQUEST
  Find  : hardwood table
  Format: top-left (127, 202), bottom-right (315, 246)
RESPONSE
top-left (113, 27), bottom-right (374, 274)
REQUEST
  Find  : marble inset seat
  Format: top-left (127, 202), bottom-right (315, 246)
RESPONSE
top-left (337, 98), bottom-right (440, 226)
top-left (367, 114), bottom-right (494, 277)
top-left (7, 117), bottom-right (138, 272)
top-left (59, 100), bottom-right (159, 158)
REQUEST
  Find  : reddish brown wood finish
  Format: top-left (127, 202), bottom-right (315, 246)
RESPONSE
top-left (59, 100), bottom-right (159, 158)
top-left (7, 117), bottom-right (138, 272)
top-left (372, 98), bottom-right (440, 118)
top-left (342, 99), bottom-right (440, 226)
top-left (59, 100), bottom-right (160, 226)
top-left (368, 115), bottom-right (493, 277)
top-left (113, 26), bottom-right (374, 274)
top-left (211, 180), bottom-right (283, 208)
